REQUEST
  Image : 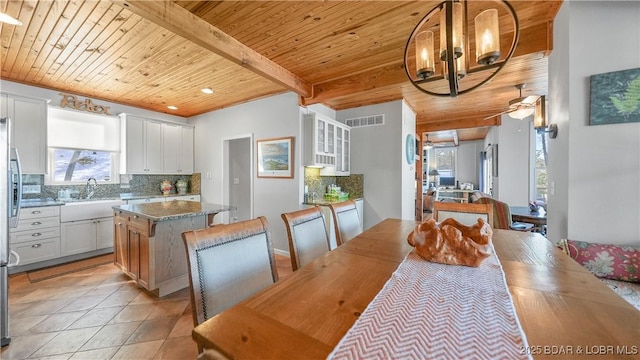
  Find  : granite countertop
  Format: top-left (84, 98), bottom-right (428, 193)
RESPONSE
top-left (113, 201), bottom-right (236, 222)
top-left (303, 197), bottom-right (363, 206)
top-left (20, 198), bottom-right (65, 208)
top-left (20, 193), bottom-right (201, 208)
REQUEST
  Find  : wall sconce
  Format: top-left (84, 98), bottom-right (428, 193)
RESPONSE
top-left (533, 95), bottom-right (558, 138)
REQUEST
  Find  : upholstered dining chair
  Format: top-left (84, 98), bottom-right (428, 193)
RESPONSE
top-left (328, 200), bottom-right (363, 246)
top-left (281, 206), bottom-right (331, 271)
top-left (433, 202), bottom-right (494, 227)
top-left (474, 197), bottom-right (534, 231)
top-left (182, 216), bottom-right (278, 352)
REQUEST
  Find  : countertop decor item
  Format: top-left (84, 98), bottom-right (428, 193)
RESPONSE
top-left (160, 180), bottom-right (172, 195)
top-left (176, 180), bottom-right (188, 195)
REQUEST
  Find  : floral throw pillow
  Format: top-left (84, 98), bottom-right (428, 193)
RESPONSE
top-left (557, 239), bottom-right (639, 283)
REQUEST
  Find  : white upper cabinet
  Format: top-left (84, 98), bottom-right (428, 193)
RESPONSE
top-left (1, 93), bottom-right (48, 174)
top-left (162, 123), bottom-right (194, 174)
top-left (329, 125), bottom-right (350, 176)
top-left (303, 112), bottom-right (336, 168)
top-left (121, 114), bottom-right (162, 174)
top-left (120, 113), bottom-right (193, 174)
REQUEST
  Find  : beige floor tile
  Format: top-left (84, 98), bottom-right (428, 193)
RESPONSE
top-left (36, 311), bottom-right (88, 333)
top-left (28, 299), bottom-right (74, 316)
top-left (68, 346), bottom-right (119, 360)
top-left (109, 303), bottom-right (154, 324)
top-left (27, 353), bottom-right (73, 360)
top-left (58, 294), bottom-right (110, 313)
top-left (78, 322), bottom-right (141, 351)
top-left (110, 340), bottom-right (164, 360)
top-left (153, 336), bottom-right (199, 360)
top-left (0, 332), bottom-right (58, 360)
top-left (8, 314), bottom-right (50, 336)
top-left (126, 317), bottom-right (179, 345)
top-left (94, 288), bottom-right (141, 308)
top-left (167, 313), bottom-right (194, 338)
top-left (67, 306), bottom-right (124, 330)
top-left (146, 300), bottom-right (189, 320)
top-left (31, 327), bottom-right (102, 358)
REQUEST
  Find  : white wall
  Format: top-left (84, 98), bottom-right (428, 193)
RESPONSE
top-left (337, 101), bottom-right (406, 229)
top-left (0, 81), bottom-right (187, 124)
top-left (189, 92), bottom-right (302, 253)
top-left (497, 115), bottom-right (533, 206)
top-left (548, 1), bottom-right (640, 246)
top-left (456, 140), bottom-right (484, 188)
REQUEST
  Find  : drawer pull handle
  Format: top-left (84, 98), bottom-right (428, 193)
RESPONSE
top-left (134, 215), bottom-right (139, 218)
top-left (32, 244), bottom-right (42, 248)
top-left (32, 233), bottom-right (42, 237)
top-left (131, 230), bottom-right (138, 235)
top-left (31, 210), bottom-right (41, 214)
top-left (31, 222), bottom-right (42, 225)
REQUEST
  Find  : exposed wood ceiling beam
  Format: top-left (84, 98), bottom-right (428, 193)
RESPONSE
top-left (416, 116), bottom-right (501, 134)
top-left (303, 21), bottom-right (552, 106)
top-left (111, 0), bottom-right (312, 97)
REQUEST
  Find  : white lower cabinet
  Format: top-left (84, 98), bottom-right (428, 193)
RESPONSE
top-left (61, 217), bottom-right (114, 256)
top-left (9, 206), bottom-right (61, 265)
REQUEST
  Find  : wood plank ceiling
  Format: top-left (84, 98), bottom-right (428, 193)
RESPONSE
top-left (0, 1), bottom-right (562, 144)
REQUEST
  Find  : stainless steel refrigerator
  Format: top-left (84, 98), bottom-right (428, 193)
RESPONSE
top-left (1, 116), bottom-right (22, 347)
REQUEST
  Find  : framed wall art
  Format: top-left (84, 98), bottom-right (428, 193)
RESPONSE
top-left (257, 136), bottom-right (294, 178)
top-left (589, 67), bottom-right (640, 125)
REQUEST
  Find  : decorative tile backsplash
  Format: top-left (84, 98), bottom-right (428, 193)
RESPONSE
top-left (304, 168), bottom-right (364, 200)
top-left (22, 174), bottom-right (200, 200)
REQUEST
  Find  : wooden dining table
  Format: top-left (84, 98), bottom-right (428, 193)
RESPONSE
top-left (192, 218), bottom-right (640, 359)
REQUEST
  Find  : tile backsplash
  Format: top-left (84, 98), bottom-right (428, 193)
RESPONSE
top-left (304, 168), bottom-right (364, 200)
top-left (22, 174), bottom-right (199, 200)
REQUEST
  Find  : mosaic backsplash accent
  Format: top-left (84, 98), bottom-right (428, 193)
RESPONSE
top-left (22, 173), bottom-right (200, 201)
top-left (304, 168), bottom-right (364, 201)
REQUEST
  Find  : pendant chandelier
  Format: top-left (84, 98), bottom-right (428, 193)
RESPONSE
top-left (404, 0), bottom-right (520, 97)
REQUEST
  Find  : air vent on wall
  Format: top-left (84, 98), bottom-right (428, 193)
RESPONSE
top-left (344, 114), bottom-right (384, 128)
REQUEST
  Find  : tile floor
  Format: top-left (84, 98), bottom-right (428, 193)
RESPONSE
top-left (1, 254), bottom-right (293, 360)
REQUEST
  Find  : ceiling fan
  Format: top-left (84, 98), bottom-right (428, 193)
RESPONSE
top-left (423, 134), bottom-right (454, 149)
top-left (487, 84), bottom-right (540, 119)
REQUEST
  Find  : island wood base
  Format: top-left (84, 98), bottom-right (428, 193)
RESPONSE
top-left (114, 211), bottom-right (207, 297)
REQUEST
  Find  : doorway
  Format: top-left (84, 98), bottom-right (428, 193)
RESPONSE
top-left (223, 136), bottom-right (253, 223)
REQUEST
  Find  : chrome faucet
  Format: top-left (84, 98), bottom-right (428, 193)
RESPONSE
top-left (86, 177), bottom-right (97, 199)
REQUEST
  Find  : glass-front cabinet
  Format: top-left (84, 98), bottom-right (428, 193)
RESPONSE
top-left (303, 111), bottom-right (351, 176)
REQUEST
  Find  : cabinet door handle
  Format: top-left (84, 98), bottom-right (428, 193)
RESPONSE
top-left (134, 215), bottom-right (139, 218)
top-left (31, 210), bottom-right (41, 214)
top-left (118, 222), bottom-right (122, 226)
top-left (31, 233), bottom-right (42, 237)
top-left (31, 221), bottom-right (42, 225)
top-left (131, 230), bottom-right (138, 235)
top-left (31, 244), bottom-right (42, 248)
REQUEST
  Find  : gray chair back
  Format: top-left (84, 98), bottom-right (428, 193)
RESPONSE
top-left (281, 206), bottom-right (330, 271)
top-left (328, 200), bottom-right (362, 246)
top-left (182, 217), bottom-right (278, 329)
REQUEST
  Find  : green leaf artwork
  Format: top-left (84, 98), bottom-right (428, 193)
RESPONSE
top-left (590, 68), bottom-right (640, 125)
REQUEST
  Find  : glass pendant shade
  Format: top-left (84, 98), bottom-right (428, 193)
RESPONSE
top-left (415, 30), bottom-right (435, 79)
top-left (533, 95), bottom-right (546, 128)
top-left (0, 12), bottom-right (22, 25)
top-left (439, 2), bottom-right (464, 60)
top-left (509, 107), bottom-right (534, 120)
top-left (475, 9), bottom-right (501, 65)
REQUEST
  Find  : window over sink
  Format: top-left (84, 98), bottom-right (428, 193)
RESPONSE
top-left (48, 148), bottom-right (118, 184)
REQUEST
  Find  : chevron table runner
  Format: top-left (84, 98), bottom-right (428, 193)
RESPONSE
top-left (327, 246), bottom-right (532, 360)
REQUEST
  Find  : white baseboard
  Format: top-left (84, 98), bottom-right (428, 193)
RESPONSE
top-left (274, 248), bottom-right (290, 257)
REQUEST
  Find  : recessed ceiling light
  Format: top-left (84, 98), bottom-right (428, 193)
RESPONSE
top-left (167, 105), bottom-right (178, 110)
top-left (201, 88), bottom-right (214, 94)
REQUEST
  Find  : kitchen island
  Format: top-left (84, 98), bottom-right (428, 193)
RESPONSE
top-left (112, 201), bottom-right (236, 297)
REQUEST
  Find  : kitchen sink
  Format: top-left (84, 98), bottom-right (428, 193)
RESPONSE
top-left (60, 199), bottom-right (126, 222)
